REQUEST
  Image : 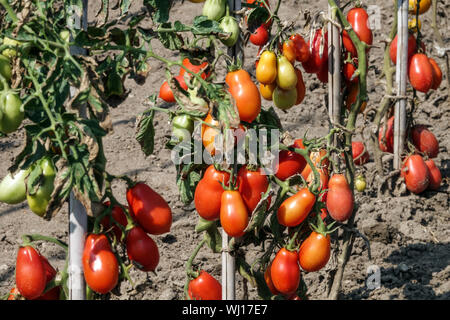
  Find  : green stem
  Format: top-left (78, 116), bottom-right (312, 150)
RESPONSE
top-left (0, 0), bottom-right (18, 23)
top-left (21, 234), bottom-right (68, 251)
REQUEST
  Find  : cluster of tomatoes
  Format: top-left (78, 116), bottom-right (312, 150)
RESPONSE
top-left (9, 182), bottom-right (172, 299)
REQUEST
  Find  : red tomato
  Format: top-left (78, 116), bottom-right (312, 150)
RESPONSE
top-left (194, 166), bottom-right (230, 221)
top-left (282, 39), bottom-right (297, 64)
top-left (424, 159), bottom-right (442, 190)
top-left (343, 61), bottom-right (358, 83)
top-left (294, 68), bottom-right (306, 105)
top-left (428, 57), bottom-right (442, 90)
top-left (275, 149), bottom-right (307, 181)
top-left (298, 231), bottom-right (331, 272)
top-left (249, 25), bottom-right (269, 46)
top-left (238, 166), bottom-right (269, 214)
top-left (306, 167), bottom-right (329, 192)
top-left (408, 53), bottom-right (434, 93)
top-left (390, 33), bottom-right (417, 65)
top-left (401, 155), bottom-right (430, 194)
top-left (159, 75), bottom-right (188, 103)
top-left (126, 183), bottom-right (172, 235)
top-left (188, 270), bottom-right (222, 300)
top-left (326, 174), bottom-right (354, 222)
top-left (126, 226), bottom-right (160, 272)
top-left (378, 116), bottom-right (394, 153)
top-left (15, 246), bottom-right (46, 300)
top-left (342, 8), bottom-right (373, 56)
top-left (226, 69), bottom-right (261, 123)
top-left (35, 254), bottom-right (60, 300)
top-left (411, 125), bottom-right (439, 158)
top-left (179, 58), bottom-right (209, 79)
top-left (270, 247), bottom-right (300, 295)
top-left (100, 202), bottom-right (128, 241)
top-left (220, 190), bottom-right (249, 237)
top-left (82, 234), bottom-right (119, 294)
top-left (316, 64), bottom-right (328, 83)
top-left (264, 264), bottom-right (279, 295)
top-left (290, 34), bottom-right (310, 63)
top-left (352, 141), bottom-right (369, 165)
top-left (302, 29), bottom-right (328, 74)
top-left (277, 188), bottom-right (316, 227)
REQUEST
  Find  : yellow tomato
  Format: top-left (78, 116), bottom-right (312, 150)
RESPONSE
top-left (256, 51), bottom-right (277, 85)
top-left (408, 0), bottom-right (431, 15)
top-left (259, 83), bottom-right (276, 101)
top-left (408, 18), bottom-right (421, 32)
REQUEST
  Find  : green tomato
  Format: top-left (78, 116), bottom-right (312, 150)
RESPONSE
top-left (27, 158), bottom-right (56, 217)
top-left (0, 54), bottom-right (12, 81)
top-left (273, 86), bottom-right (297, 110)
top-left (276, 55), bottom-right (298, 90)
top-left (171, 115), bottom-right (194, 143)
top-left (202, 0), bottom-right (226, 21)
top-left (60, 30), bottom-right (71, 43)
top-left (0, 91), bottom-right (24, 134)
top-left (2, 37), bottom-right (21, 59)
top-left (355, 175), bottom-right (366, 192)
top-left (219, 16), bottom-right (240, 47)
top-left (0, 169), bottom-right (31, 204)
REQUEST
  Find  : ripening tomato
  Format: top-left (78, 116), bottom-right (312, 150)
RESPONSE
top-left (238, 166), bottom-right (269, 214)
top-left (259, 82), bottom-right (276, 101)
top-left (220, 190), bottom-right (249, 237)
top-left (273, 86), bottom-right (297, 110)
top-left (82, 234), bottom-right (119, 294)
top-left (301, 149), bottom-right (328, 181)
top-left (326, 174), bottom-right (354, 222)
top-left (282, 40), bottom-right (297, 64)
top-left (428, 58), bottom-right (442, 90)
top-left (411, 125), bottom-right (439, 158)
top-left (270, 247), bottom-right (300, 295)
top-left (275, 149), bottom-right (306, 181)
top-left (424, 159), bottom-right (442, 190)
top-left (345, 82), bottom-right (367, 112)
top-left (378, 116), bottom-right (394, 153)
top-left (159, 75), bottom-right (188, 103)
top-left (342, 8), bottom-right (373, 56)
top-left (298, 231), bottom-right (331, 272)
top-left (352, 141), bottom-right (369, 165)
top-left (294, 68), bottom-right (306, 105)
top-left (264, 264), bottom-right (279, 295)
top-left (290, 34), bottom-right (310, 63)
top-left (188, 270), bottom-right (222, 300)
top-left (249, 25), bottom-right (269, 46)
top-left (126, 226), bottom-right (160, 272)
top-left (201, 112), bottom-right (220, 156)
top-left (302, 29), bottom-right (328, 74)
top-left (408, 53), bottom-right (434, 93)
top-left (15, 246), bottom-right (47, 300)
top-left (277, 188), bottom-right (316, 227)
top-left (179, 58), bottom-right (209, 79)
top-left (256, 50), bottom-right (277, 85)
top-left (100, 202), bottom-right (129, 241)
top-left (7, 287), bottom-right (21, 300)
top-left (306, 167), bottom-right (329, 193)
top-left (126, 183), bottom-right (172, 235)
top-left (409, 0), bottom-right (431, 15)
top-left (401, 155), bottom-right (430, 194)
top-left (226, 69), bottom-right (261, 123)
top-left (390, 33), bottom-right (417, 65)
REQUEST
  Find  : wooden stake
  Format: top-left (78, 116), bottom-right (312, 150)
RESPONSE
top-left (393, 0), bottom-right (408, 169)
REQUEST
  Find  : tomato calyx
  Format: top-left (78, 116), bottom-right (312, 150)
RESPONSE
top-left (310, 213), bottom-right (338, 238)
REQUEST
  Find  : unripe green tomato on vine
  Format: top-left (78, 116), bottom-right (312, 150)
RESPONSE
top-left (0, 54), bottom-right (12, 81)
top-left (2, 37), bottom-right (21, 59)
top-left (0, 90), bottom-right (24, 134)
top-left (27, 157), bottom-right (56, 217)
top-left (219, 16), bottom-right (239, 47)
top-left (355, 175), bottom-right (366, 192)
top-left (202, 0), bottom-right (226, 21)
top-left (171, 114), bottom-right (194, 143)
top-left (0, 168), bottom-right (31, 204)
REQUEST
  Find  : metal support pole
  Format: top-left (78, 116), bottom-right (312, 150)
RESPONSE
top-left (68, 0), bottom-right (88, 300)
top-left (221, 0), bottom-right (242, 301)
top-left (328, 1), bottom-right (341, 169)
top-left (393, 0), bottom-right (408, 169)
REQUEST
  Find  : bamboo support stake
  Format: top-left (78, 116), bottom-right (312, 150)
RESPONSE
top-left (393, 0), bottom-right (408, 170)
top-left (68, 0), bottom-right (88, 300)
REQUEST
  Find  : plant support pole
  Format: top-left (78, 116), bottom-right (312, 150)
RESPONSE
top-left (68, 0), bottom-right (88, 300)
top-left (221, 0), bottom-right (243, 301)
top-left (328, 0), bottom-right (341, 170)
top-left (393, 0), bottom-right (408, 169)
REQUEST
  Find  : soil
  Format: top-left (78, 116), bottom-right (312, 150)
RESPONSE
top-left (0, 0), bottom-right (449, 300)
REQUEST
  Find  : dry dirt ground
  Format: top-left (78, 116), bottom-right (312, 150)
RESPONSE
top-left (0, 0), bottom-right (449, 300)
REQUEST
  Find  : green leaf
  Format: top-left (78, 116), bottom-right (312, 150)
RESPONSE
top-left (204, 223), bottom-right (222, 253)
top-left (247, 6), bottom-right (270, 29)
top-left (120, 0), bottom-right (131, 15)
top-left (192, 15), bottom-right (224, 34)
top-left (135, 109), bottom-right (155, 156)
top-left (144, 0), bottom-right (171, 23)
top-left (176, 163), bottom-right (201, 205)
top-left (158, 23), bottom-right (184, 50)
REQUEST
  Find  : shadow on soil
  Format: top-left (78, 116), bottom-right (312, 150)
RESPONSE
top-left (341, 242), bottom-right (450, 300)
